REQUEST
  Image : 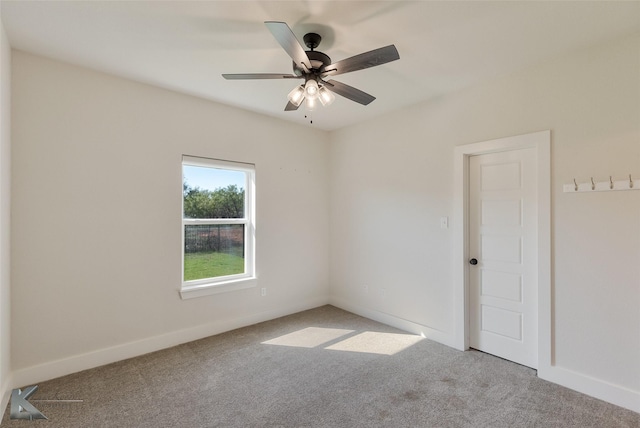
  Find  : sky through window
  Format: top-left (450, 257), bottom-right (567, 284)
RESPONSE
top-left (183, 165), bottom-right (245, 191)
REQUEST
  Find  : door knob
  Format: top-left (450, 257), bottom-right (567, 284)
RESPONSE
top-left (469, 258), bottom-right (478, 265)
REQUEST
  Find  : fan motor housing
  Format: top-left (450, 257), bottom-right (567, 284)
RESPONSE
top-left (292, 50), bottom-right (331, 76)
top-left (291, 32), bottom-right (331, 76)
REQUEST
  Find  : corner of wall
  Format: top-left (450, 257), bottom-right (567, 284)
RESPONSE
top-left (0, 11), bottom-right (12, 422)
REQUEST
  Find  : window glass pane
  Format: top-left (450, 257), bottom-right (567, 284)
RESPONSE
top-left (184, 224), bottom-right (245, 281)
top-left (183, 165), bottom-right (245, 219)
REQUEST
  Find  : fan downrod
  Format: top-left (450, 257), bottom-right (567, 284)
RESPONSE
top-left (303, 33), bottom-right (322, 50)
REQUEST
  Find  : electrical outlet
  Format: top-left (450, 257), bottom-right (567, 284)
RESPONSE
top-left (440, 216), bottom-right (449, 229)
top-left (261, 287), bottom-right (267, 297)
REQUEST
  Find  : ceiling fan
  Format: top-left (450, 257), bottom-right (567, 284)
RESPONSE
top-left (222, 21), bottom-right (400, 111)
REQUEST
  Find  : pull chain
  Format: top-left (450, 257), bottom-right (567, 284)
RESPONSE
top-left (304, 113), bottom-right (314, 125)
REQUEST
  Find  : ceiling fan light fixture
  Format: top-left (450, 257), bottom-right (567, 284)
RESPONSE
top-left (305, 96), bottom-right (318, 111)
top-left (318, 86), bottom-right (335, 106)
top-left (287, 85), bottom-right (305, 107)
top-left (304, 78), bottom-right (319, 99)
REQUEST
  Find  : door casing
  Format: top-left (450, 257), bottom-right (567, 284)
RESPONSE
top-left (453, 130), bottom-right (551, 373)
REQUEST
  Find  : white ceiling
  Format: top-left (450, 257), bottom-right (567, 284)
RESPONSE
top-left (2, 1), bottom-right (639, 131)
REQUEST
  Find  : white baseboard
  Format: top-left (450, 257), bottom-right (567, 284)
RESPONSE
top-left (329, 296), bottom-right (457, 348)
top-left (331, 296), bottom-right (639, 414)
top-left (9, 296), bottom-right (638, 416)
top-left (10, 297), bottom-right (329, 389)
top-left (1, 374), bottom-right (12, 424)
top-left (539, 365), bottom-right (640, 414)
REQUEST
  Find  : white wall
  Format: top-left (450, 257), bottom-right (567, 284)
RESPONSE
top-left (10, 51), bottom-right (330, 384)
top-left (0, 12), bottom-right (12, 413)
top-left (329, 34), bottom-right (640, 411)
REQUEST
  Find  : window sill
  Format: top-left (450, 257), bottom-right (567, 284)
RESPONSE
top-left (180, 276), bottom-right (257, 300)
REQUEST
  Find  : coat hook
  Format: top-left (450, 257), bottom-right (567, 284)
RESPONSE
top-left (573, 178), bottom-right (578, 191)
top-left (631, 174), bottom-right (634, 189)
top-left (591, 177), bottom-right (595, 190)
top-left (610, 176), bottom-right (614, 189)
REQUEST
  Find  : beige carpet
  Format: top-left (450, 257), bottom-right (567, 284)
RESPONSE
top-left (2, 305), bottom-right (638, 427)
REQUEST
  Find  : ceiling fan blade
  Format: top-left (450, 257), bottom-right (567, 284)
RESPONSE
top-left (322, 45), bottom-right (399, 77)
top-left (222, 73), bottom-right (299, 80)
top-left (284, 101), bottom-right (300, 111)
top-left (264, 21), bottom-right (312, 72)
top-left (323, 80), bottom-right (375, 105)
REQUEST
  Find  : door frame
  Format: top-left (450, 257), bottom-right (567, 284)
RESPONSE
top-left (453, 130), bottom-right (551, 373)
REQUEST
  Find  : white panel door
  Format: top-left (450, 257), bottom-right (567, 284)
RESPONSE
top-left (469, 148), bottom-right (538, 368)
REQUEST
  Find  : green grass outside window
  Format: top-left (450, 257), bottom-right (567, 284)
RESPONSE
top-left (184, 251), bottom-right (244, 281)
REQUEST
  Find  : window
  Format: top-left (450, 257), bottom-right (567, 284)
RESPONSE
top-left (181, 156), bottom-right (256, 299)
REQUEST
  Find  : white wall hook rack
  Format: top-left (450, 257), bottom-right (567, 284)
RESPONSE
top-left (563, 174), bottom-right (638, 193)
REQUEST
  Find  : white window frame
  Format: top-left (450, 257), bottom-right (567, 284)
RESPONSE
top-left (180, 155), bottom-right (256, 299)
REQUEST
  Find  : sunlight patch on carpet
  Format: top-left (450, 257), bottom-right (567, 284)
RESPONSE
top-left (325, 331), bottom-right (424, 355)
top-left (261, 327), bottom-right (354, 348)
top-left (262, 327), bottom-right (424, 356)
